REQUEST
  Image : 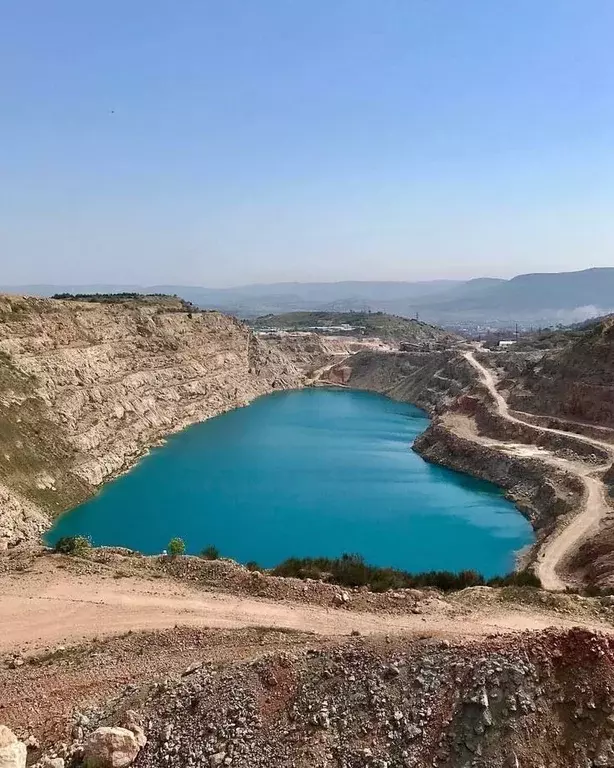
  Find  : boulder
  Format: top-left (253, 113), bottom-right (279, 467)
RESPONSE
top-left (120, 713), bottom-right (147, 749)
top-left (127, 727), bottom-right (146, 750)
top-left (0, 726), bottom-right (26, 768)
top-left (83, 727), bottom-right (140, 768)
top-left (333, 590), bottom-right (351, 606)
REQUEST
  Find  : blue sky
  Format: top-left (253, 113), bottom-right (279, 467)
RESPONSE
top-left (2, 1), bottom-right (614, 286)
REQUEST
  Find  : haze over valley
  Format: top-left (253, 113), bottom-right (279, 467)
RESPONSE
top-left (5, 266), bottom-right (614, 331)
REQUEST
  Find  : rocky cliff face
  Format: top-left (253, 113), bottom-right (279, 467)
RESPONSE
top-left (322, 349), bottom-right (474, 414)
top-left (414, 421), bottom-right (584, 536)
top-left (506, 317), bottom-right (614, 427)
top-left (125, 628), bottom-right (614, 768)
top-left (256, 333), bottom-right (392, 375)
top-left (0, 295), bottom-right (302, 547)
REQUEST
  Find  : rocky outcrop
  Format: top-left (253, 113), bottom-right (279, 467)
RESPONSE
top-left (0, 484), bottom-right (50, 552)
top-left (0, 296), bottom-right (302, 546)
top-left (567, 523), bottom-right (614, 588)
top-left (83, 727), bottom-right (141, 768)
top-left (40, 758), bottom-right (64, 768)
top-left (29, 628), bottom-right (614, 768)
top-left (0, 726), bottom-right (26, 768)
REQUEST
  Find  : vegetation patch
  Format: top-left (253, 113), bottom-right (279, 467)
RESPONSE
top-left (199, 545), bottom-right (220, 560)
top-left (167, 537), bottom-right (186, 557)
top-left (51, 292), bottom-right (197, 312)
top-left (271, 553), bottom-right (541, 592)
top-left (54, 535), bottom-right (92, 556)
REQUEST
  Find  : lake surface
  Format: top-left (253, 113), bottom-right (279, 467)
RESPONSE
top-left (47, 388), bottom-right (533, 577)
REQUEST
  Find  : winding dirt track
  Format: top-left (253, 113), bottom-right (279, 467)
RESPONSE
top-left (0, 563), bottom-right (610, 654)
top-left (463, 350), bottom-right (614, 590)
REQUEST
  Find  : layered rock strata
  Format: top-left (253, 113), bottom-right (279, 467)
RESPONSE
top-left (0, 296), bottom-right (301, 546)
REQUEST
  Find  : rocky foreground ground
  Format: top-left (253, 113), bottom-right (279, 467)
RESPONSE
top-left (3, 551), bottom-right (614, 768)
top-left (4, 623), bottom-right (614, 768)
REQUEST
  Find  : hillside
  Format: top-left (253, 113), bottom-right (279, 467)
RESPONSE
top-left (252, 311), bottom-right (457, 342)
top-left (258, 333), bottom-right (392, 376)
top-left (0, 294), bottom-right (301, 547)
top-left (505, 314), bottom-right (614, 426)
top-left (408, 267), bottom-right (614, 326)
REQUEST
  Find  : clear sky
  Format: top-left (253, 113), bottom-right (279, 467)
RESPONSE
top-left (2, 1), bottom-right (614, 286)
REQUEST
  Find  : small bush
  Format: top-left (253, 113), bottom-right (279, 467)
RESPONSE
top-left (245, 561), bottom-right (261, 572)
top-left (167, 537), bottom-right (186, 557)
top-left (54, 535), bottom-right (92, 557)
top-left (200, 545), bottom-right (220, 560)
top-left (488, 570), bottom-right (542, 589)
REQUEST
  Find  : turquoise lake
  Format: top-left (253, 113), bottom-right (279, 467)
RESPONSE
top-left (46, 388), bottom-right (533, 577)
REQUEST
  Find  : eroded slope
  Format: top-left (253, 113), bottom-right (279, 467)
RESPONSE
top-left (505, 316), bottom-right (614, 427)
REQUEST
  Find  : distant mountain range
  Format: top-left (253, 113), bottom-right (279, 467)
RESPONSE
top-left (4, 267), bottom-right (614, 329)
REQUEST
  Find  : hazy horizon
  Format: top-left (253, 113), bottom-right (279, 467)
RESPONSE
top-left (3, 267), bottom-right (613, 292)
top-left (3, 1), bottom-right (614, 286)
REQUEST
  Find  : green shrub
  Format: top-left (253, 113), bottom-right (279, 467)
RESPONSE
top-left (271, 554), bottom-right (541, 593)
top-left (200, 545), bottom-right (220, 560)
top-left (54, 535), bottom-right (92, 557)
top-left (488, 570), bottom-right (542, 589)
top-left (245, 561), bottom-right (261, 571)
top-left (167, 537), bottom-right (186, 557)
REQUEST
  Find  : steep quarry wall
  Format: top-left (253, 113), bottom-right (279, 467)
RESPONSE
top-left (256, 332), bottom-right (391, 375)
top-left (322, 349), bottom-right (475, 413)
top-left (0, 295), bottom-right (302, 547)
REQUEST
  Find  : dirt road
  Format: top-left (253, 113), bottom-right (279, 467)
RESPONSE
top-left (0, 562), bottom-right (606, 654)
top-left (463, 350), bottom-right (613, 590)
